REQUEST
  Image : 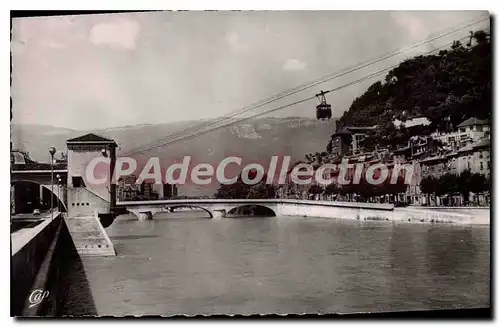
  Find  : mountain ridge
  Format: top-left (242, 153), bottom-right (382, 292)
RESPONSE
top-left (11, 117), bottom-right (337, 196)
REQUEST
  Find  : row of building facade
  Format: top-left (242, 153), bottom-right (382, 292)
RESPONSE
top-left (279, 116), bottom-right (491, 205)
top-left (116, 174), bottom-right (178, 201)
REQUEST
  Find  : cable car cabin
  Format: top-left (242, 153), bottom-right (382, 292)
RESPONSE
top-left (316, 103), bottom-right (332, 120)
top-left (315, 90), bottom-right (332, 120)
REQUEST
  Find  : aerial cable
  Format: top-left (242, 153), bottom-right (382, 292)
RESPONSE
top-left (128, 36), bottom-right (470, 156)
top-left (124, 16), bottom-right (488, 156)
top-left (125, 17), bottom-right (489, 156)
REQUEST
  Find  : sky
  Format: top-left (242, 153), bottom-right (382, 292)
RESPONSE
top-left (11, 11), bottom-right (489, 130)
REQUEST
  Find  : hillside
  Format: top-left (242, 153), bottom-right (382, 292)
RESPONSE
top-left (336, 30), bottom-right (491, 149)
top-left (11, 117), bottom-right (336, 196)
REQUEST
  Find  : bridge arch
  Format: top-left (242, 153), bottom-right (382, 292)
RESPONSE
top-left (165, 205), bottom-right (214, 218)
top-left (227, 204), bottom-right (277, 217)
top-left (126, 205), bottom-right (214, 220)
top-left (11, 179), bottom-right (68, 213)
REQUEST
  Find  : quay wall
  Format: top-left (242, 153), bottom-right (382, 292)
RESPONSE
top-left (275, 201), bottom-right (489, 225)
top-left (277, 201), bottom-right (393, 221)
top-left (393, 207), bottom-right (490, 225)
top-left (11, 214), bottom-right (78, 316)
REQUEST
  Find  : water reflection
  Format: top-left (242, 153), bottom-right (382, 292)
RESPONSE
top-left (59, 251), bottom-right (97, 316)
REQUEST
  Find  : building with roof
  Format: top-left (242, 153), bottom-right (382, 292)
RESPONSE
top-left (117, 174), bottom-right (139, 201)
top-left (345, 126), bottom-right (377, 153)
top-left (431, 117), bottom-right (490, 150)
top-left (392, 135), bottom-right (436, 163)
top-left (420, 137), bottom-right (490, 180)
top-left (455, 138), bottom-right (491, 177)
top-left (329, 125), bottom-right (377, 157)
top-left (393, 116), bottom-right (431, 129)
top-left (66, 133), bottom-right (118, 217)
top-left (419, 155), bottom-right (450, 179)
top-left (457, 117), bottom-right (490, 132)
top-left (329, 129), bottom-right (352, 157)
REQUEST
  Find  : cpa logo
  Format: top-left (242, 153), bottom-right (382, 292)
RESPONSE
top-left (28, 289), bottom-right (49, 308)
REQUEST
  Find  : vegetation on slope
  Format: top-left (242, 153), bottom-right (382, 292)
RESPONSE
top-left (335, 30), bottom-right (491, 151)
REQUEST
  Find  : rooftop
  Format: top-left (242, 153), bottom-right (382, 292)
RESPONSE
top-left (420, 155), bottom-right (447, 164)
top-left (331, 125), bottom-right (376, 137)
top-left (12, 162), bottom-right (68, 171)
top-left (393, 117), bottom-right (431, 128)
top-left (67, 133), bottom-right (116, 144)
top-left (457, 117), bottom-right (489, 128)
top-left (457, 138), bottom-right (490, 153)
top-left (457, 144), bottom-right (474, 153)
top-left (472, 138), bottom-right (490, 150)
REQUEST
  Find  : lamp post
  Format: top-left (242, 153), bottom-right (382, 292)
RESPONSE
top-left (56, 174), bottom-right (61, 213)
top-left (49, 146), bottom-right (56, 220)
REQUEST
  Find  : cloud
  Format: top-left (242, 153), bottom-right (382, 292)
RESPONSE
top-left (40, 40), bottom-right (64, 49)
top-left (225, 31), bottom-right (249, 52)
top-left (390, 12), bottom-right (427, 40)
top-left (283, 58), bottom-right (307, 71)
top-left (12, 16), bottom-right (76, 51)
top-left (11, 40), bottom-right (26, 55)
top-left (89, 18), bottom-right (140, 50)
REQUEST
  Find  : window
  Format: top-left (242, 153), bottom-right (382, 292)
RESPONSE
top-left (468, 162), bottom-right (471, 170)
top-left (72, 176), bottom-right (86, 188)
top-left (480, 162), bottom-right (484, 170)
top-left (459, 128), bottom-right (466, 133)
top-left (477, 125), bottom-right (483, 132)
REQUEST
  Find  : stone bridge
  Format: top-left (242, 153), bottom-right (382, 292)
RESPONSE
top-left (11, 166), bottom-right (68, 212)
top-left (117, 198), bottom-right (396, 220)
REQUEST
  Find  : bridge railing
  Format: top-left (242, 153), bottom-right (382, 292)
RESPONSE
top-left (11, 163), bottom-right (68, 172)
top-left (116, 198), bottom-right (394, 211)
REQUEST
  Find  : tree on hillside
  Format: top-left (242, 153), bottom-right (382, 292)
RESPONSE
top-left (484, 176), bottom-right (491, 192)
top-left (247, 182), bottom-right (276, 199)
top-left (383, 175), bottom-right (408, 202)
top-left (214, 170), bottom-right (277, 200)
top-left (420, 176), bottom-right (439, 205)
top-left (469, 173), bottom-right (487, 203)
top-left (214, 179), bottom-right (249, 199)
top-left (339, 183), bottom-right (357, 202)
top-left (324, 183), bottom-right (340, 200)
top-left (437, 174), bottom-right (459, 205)
top-left (457, 170), bottom-right (473, 204)
top-left (336, 30), bottom-right (491, 149)
top-left (308, 184), bottom-right (323, 199)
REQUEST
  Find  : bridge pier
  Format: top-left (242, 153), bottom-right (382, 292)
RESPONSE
top-left (137, 211), bottom-right (153, 221)
top-left (211, 209), bottom-right (226, 219)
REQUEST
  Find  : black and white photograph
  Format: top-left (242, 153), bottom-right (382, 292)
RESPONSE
top-left (9, 9), bottom-right (491, 318)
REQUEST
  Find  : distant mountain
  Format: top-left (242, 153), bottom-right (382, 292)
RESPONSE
top-left (11, 117), bottom-right (336, 196)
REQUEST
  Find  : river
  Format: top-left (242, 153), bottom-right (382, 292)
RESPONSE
top-left (60, 212), bottom-right (490, 316)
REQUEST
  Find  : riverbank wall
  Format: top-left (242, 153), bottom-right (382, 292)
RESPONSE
top-left (275, 200), bottom-right (489, 225)
top-left (11, 214), bottom-right (80, 316)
